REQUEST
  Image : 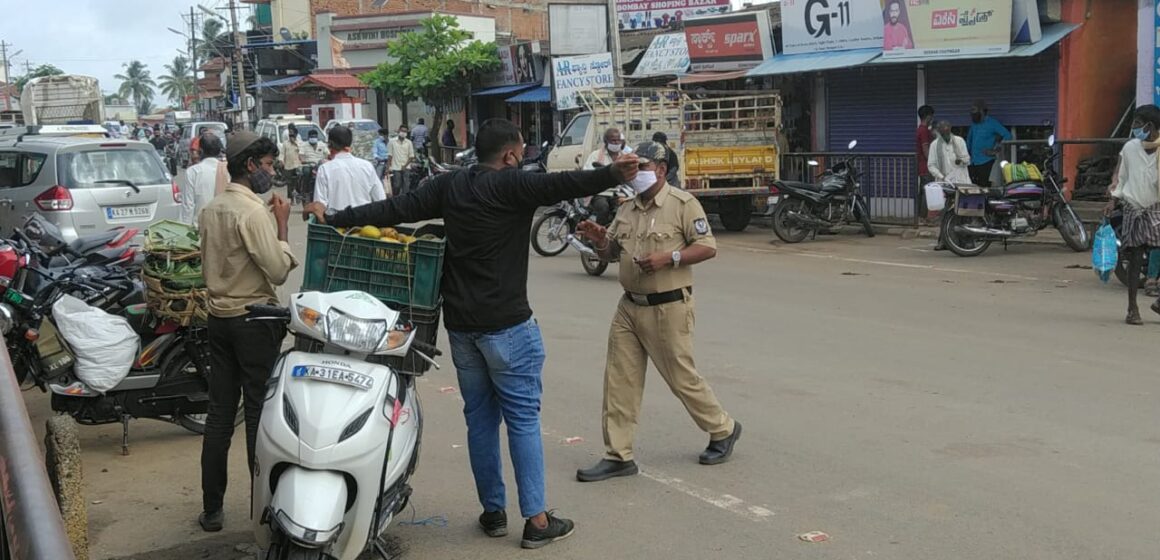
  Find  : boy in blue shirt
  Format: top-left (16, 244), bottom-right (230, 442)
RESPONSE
top-left (966, 99), bottom-right (1012, 186)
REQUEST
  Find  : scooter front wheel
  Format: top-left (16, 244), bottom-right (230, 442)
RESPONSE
top-left (581, 252), bottom-right (608, 276)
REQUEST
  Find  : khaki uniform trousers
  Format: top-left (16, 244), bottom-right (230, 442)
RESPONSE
top-left (602, 290), bottom-right (734, 462)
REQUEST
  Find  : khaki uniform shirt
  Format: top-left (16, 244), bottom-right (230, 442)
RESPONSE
top-left (281, 139), bottom-right (302, 170)
top-left (610, 184), bottom-right (716, 294)
top-left (199, 184), bottom-right (299, 318)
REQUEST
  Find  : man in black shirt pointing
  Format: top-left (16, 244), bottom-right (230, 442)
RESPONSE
top-left (304, 118), bottom-right (638, 549)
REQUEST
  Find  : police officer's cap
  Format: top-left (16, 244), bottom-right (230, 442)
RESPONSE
top-left (634, 141), bottom-right (668, 165)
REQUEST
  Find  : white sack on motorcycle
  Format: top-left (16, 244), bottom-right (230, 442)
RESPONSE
top-left (52, 295), bottom-right (140, 393)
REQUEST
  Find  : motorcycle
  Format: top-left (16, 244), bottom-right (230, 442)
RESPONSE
top-left (290, 163), bottom-right (319, 206)
top-left (1, 257), bottom-right (225, 454)
top-left (772, 140), bottom-right (875, 243)
top-left (247, 291), bottom-right (441, 560)
top-left (571, 184), bottom-right (635, 276)
top-left (532, 198), bottom-right (588, 257)
top-left (939, 135), bottom-right (1088, 257)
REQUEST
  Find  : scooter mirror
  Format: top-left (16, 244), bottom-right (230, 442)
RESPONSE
top-left (807, 160), bottom-right (820, 167)
top-left (1047, 134), bottom-right (1055, 147)
top-left (541, 141), bottom-right (549, 148)
top-left (847, 140), bottom-right (858, 150)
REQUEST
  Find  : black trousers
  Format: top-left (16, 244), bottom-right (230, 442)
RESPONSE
top-left (391, 170), bottom-right (409, 196)
top-left (968, 163), bottom-right (993, 187)
top-left (201, 314), bottom-right (285, 513)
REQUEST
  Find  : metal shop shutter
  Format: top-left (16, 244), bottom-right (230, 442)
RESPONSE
top-left (827, 65), bottom-right (918, 152)
top-left (924, 49), bottom-right (1059, 128)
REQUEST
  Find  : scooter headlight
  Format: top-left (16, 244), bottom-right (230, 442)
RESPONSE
top-left (326, 309), bottom-right (388, 353)
top-left (273, 509), bottom-right (343, 546)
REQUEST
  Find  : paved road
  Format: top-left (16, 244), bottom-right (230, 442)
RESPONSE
top-left (27, 217), bottom-right (1160, 560)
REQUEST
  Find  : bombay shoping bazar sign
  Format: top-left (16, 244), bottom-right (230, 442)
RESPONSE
top-left (880, 0), bottom-right (1013, 59)
top-left (684, 11), bottom-right (774, 72)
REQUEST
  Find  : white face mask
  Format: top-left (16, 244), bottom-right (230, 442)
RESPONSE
top-left (631, 170), bottom-right (657, 194)
top-left (606, 143), bottom-right (622, 153)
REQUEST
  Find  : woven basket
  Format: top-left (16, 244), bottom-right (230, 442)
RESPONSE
top-left (143, 274), bottom-right (208, 326)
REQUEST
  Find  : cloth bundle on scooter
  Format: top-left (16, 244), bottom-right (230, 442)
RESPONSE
top-left (1002, 162), bottom-right (1044, 184)
top-left (142, 221), bottom-right (208, 325)
top-left (52, 294), bottom-right (138, 393)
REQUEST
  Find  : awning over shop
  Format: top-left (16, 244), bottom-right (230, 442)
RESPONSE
top-left (871, 23), bottom-right (1080, 64)
top-left (669, 69), bottom-right (750, 85)
top-left (746, 48), bottom-right (881, 77)
top-left (507, 86), bottom-right (551, 104)
top-left (472, 84), bottom-right (538, 97)
top-left (251, 76), bottom-right (305, 90)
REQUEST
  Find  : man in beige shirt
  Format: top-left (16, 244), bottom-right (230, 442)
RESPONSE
top-left (386, 125), bottom-right (416, 195)
top-left (197, 131), bottom-right (297, 533)
top-left (575, 141), bottom-right (740, 483)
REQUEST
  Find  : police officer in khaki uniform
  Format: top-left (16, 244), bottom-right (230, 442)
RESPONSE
top-left (574, 141), bottom-right (741, 482)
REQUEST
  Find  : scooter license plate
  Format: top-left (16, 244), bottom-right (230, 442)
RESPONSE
top-left (291, 366), bottom-right (374, 390)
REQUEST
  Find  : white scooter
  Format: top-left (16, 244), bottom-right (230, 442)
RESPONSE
top-left (247, 291), bottom-right (440, 560)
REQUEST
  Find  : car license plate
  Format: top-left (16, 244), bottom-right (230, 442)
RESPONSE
top-left (106, 206), bottom-right (151, 220)
top-left (291, 365), bottom-right (374, 390)
top-left (767, 196), bottom-right (780, 206)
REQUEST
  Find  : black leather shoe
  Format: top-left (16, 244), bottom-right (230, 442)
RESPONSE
top-left (576, 459), bottom-right (639, 482)
top-left (198, 510), bottom-right (223, 532)
top-left (479, 509), bottom-right (507, 537)
top-left (699, 421), bottom-right (742, 465)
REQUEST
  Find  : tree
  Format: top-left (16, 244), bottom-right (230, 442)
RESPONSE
top-left (361, 15), bottom-right (501, 161)
top-left (13, 64), bottom-right (64, 94)
top-left (115, 60), bottom-right (156, 118)
top-left (159, 56), bottom-right (194, 108)
top-left (199, 18), bottom-right (227, 60)
top-left (103, 93), bottom-right (128, 105)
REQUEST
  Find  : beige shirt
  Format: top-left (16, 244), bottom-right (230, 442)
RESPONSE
top-left (199, 184), bottom-right (299, 318)
top-left (610, 184), bottom-right (716, 294)
top-left (281, 139), bottom-right (302, 170)
top-left (387, 138), bottom-right (415, 171)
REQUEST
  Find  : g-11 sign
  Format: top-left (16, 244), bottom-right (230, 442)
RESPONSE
top-left (552, 53), bottom-right (615, 110)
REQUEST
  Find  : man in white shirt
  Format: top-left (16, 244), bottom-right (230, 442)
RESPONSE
top-left (300, 129), bottom-right (328, 165)
top-left (927, 121), bottom-right (971, 184)
top-left (387, 125), bottom-right (416, 195)
top-left (181, 134), bottom-right (224, 226)
top-left (314, 125), bottom-right (386, 210)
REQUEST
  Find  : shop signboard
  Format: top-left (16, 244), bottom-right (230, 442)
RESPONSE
top-left (549, 3), bottom-right (610, 55)
top-left (633, 33), bottom-right (690, 77)
top-left (880, 0), bottom-right (1013, 59)
top-left (614, 0), bottom-right (731, 32)
top-left (480, 42), bottom-right (542, 88)
top-left (781, 0), bottom-right (884, 54)
top-left (552, 53), bottom-right (615, 110)
top-left (684, 11), bottom-right (774, 72)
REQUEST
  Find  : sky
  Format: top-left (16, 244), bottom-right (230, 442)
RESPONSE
top-left (1, 0), bottom-right (774, 101)
top-left (0, 0), bottom-right (245, 100)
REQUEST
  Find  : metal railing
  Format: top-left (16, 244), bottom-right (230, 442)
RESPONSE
top-left (781, 152), bottom-right (920, 225)
top-left (0, 345), bottom-right (75, 560)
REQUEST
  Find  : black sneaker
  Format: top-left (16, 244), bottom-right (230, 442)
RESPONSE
top-left (520, 512), bottom-right (575, 549)
top-left (198, 510), bottom-right (223, 532)
top-left (479, 509), bottom-right (508, 537)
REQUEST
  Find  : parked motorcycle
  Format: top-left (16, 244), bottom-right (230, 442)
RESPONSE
top-left (939, 135), bottom-right (1088, 257)
top-left (247, 291), bottom-right (440, 560)
top-left (771, 141), bottom-right (875, 243)
top-left (532, 198), bottom-right (587, 257)
top-left (574, 184), bottom-right (634, 276)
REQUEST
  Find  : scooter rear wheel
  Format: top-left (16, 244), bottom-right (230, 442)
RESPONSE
top-left (581, 252), bottom-right (608, 276)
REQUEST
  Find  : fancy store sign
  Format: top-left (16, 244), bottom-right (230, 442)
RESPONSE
top-left (684, 12), bottom-right (773, 72)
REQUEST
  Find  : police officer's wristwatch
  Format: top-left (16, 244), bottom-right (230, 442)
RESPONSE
top-left (671, 250), bottom-right (681, 268)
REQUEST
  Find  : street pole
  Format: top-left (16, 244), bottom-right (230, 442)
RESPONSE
top-left (0, 41), bottom-right (10, 85)
top-left (189, 7), bottom-right (198, 112)
top-left (608, 0), bottom-right (623, 88)
top-left (228, 0), bottom-right (250, 129)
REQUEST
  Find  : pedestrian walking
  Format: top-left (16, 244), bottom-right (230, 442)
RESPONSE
top-left (197, 131), bottom-right (297, 532)
top-left (387, 125), bottom-right (415, 195)
top-left (652, 131), bottom-right (680, 186)
top-left (303, 118), bottom-right (640, 550)
top-left (574, 141), bottom-right (741, 483)
top-left (180, 133), bottom-right (224, 227)
top-left (412, 117), bottom-right (429, 154)
top-left (928, 121), bottom-right (971, 251)
top-left (1105, 105), bottom-right (1160, 324)
top-left (916, 105), bottom-right (936, 186)
top-left (314, 125), bottom-right (385, 211)
top-left (966, 100), bottom-right (1011, 186)
top-left (280, 124), bottom-right (303, 199)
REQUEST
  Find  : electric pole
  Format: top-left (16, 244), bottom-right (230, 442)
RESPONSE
top-left (227, 0), bottom-right (250, 129)
top-left (0, 41), bottom-right (10, 84)
top-left (187, 7), bottom-right (199, 112)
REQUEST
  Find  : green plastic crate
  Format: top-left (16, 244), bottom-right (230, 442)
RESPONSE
top-left (302, 222), bottom-right (446, 310)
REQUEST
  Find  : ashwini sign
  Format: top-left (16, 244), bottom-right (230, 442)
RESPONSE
top-left (552, 53), bottom-right (615, 110)
top-left (684, 12), bottom-right (773, 72)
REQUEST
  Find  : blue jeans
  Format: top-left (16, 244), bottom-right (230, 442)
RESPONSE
top-left (448, 318), bottom-right (547, 518)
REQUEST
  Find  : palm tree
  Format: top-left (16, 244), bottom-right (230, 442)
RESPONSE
top-left (199, 18), bottom-right (227, 60)
top-left (159, 56), bottom-right (194, 108)
top-left (114, 60), bottom-right (156, 117)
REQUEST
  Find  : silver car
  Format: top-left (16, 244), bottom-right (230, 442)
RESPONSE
top-left (0, 134), bottom-right (181, 242)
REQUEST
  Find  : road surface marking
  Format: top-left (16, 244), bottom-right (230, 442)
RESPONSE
top-left (639, 466), bottom-right (774, 522)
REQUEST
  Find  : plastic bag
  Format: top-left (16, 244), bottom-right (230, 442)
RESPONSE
top-left (52, 295), bottom-right (139, 393)
top-left (1092, 221), bottom-right (1118, 283)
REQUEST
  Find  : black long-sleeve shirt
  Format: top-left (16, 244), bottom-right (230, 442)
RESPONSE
top-left (331, 164), bottom-right (619, 332)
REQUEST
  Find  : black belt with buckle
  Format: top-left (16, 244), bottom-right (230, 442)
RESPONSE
top-left (624, 287), bottom-right (690, 306)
